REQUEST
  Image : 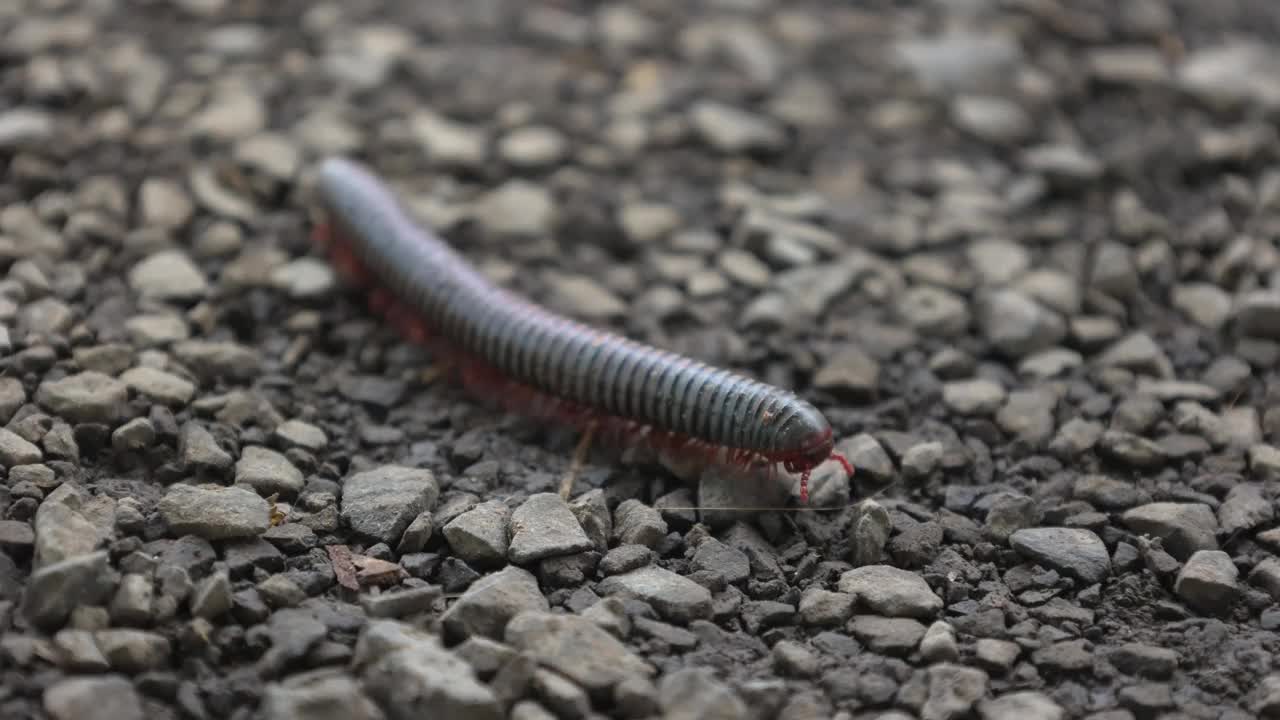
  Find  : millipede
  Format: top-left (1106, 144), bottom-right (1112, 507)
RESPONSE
top-left (310, 156), bottom-right (854, 504)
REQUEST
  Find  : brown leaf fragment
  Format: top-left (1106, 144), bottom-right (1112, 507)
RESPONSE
top-left (326, 544), bottom-right (360, 591)
top-left (352, 555), bottom-right (407, 587)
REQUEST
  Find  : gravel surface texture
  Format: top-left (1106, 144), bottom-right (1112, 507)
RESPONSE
top-left (3, 0), bottom-right (1280, 718)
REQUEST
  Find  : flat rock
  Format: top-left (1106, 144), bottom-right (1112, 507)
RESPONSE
top-left (443, 500), bottom-right (511, 567)
top-left (1021, 143), bottom-right (1104, 181)
top-left (924, 662), bottom-right (989, 720)
top-left (472, 180), bottom-right (555, 237)
top-left (119, 366), bottom-right (196, 407)
top-left (1096, 332), bottom-right (1173, 378)
top-left (0, 427), bottom-right (41, 467)
top-left (261, 671), bottom-right (382, 720)
top-left (508, 492), bottom-right (594, 564)
top-left (341, 465), bottom-right (439, 545)
top-left (894, 28), bottom-right (1022, 94)
top-left (158, 484), bottom-right (270, 541)
top-left (838, 565), bottom-right (944, 618)
top-left (1251, 444), bottom-right (1280, 482)
top-left (173, 340), bottom-right (261, 381)
top-left (355, 620), bottom-right (502, 720)
top-left (1235, 291), bottom-right (1280, 340)
top-left (1174, 550), bottom-right (1239, 614)
top-left (612, 499), bottom-right (668, 548)
top-left (658, 667), bottom-right (749, 720)
top-left (102, 325), bottom-right (165, 359)
top-left (1218, 483), bottom-right (1273, 535)
top-left (950, 95), bottom-right (1032, 144)
top-left (235, 445), bottom-right (305, 497)
top-left (94, 629), bottom-right (171, 673)
top-left (690, 538), bottom-right (750, 586)
top-left (978, 690), bottom-right (1064, 720)
top-left (1177, 42), bottom-right (1280, 111)
top-left (44, 675), bottom-right (144, 720)
top-left (597, 566), bottom-right (713, 623)
top-left (0, 108), bottom-right (55, 149)
top-left (837, 434), bottom-right (895, 484)
top-left (545, 272), bottom-right (626, 320)
top-left (1009, 527), bottom-right (1111, 584)
top-left (270, 257), bottom-right (335, 300)
top-left (128, 249), bottom-right (209, 301)
top-left (1121, 502), bottom-right (1219, 560)
top-left (813, 347), bottom-right (881, 400)
top-left (139, 178), bottom-right (194, 230)
top-left (849, 615), bottom-right (928, 655)
top-left (411, 110), bottom-right (487, 169)
top-left (997, 388), bottom-right (1056, 446)
top-left (35, 371), bottom-right (128, 424)
top-left (0, 377), bottom-right (25, 422)
top-left (498, 125), bottom-right (567, 168)
top-left (976, 288), bottom-right (1066, 358)
top-left (1172, 283), bottom-right (1232, 330)
top-left (273, 419), bottom-right (328, 451)
top-left (1108, 643), bottom-right (1180, 680)
top-left (34, 501), bottom-right (100, 570)
top-left (441, 566), bottom-right (549, 641)
top-left (24, 550), bottom-right (111, 631)
top-left (689, 100), bottom-right (784, 152)
top-left (505, 611), bottom-right (655, 696)
top-left (897, 286), bottom-right (970, 338)
top-left (180, 422), bottom-right (233, 472)
top-left (943, 379), bottom-right (1006, 415)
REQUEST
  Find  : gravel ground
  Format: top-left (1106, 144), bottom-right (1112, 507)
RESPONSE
top-left (4, 0), bottom-right (1280, 718)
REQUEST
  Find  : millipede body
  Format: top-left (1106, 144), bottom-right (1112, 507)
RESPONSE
top-left (311, 156), bottom-right (853, 503)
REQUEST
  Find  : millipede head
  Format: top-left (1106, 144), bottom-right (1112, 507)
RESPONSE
top-left (779, 433), bottom-right (855, 505)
